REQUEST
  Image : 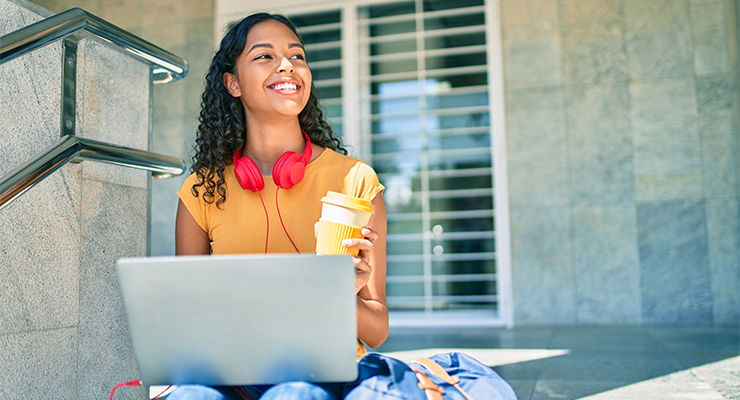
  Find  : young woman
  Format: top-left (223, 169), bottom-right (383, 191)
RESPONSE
top-left (171, 12), bottom-right (388, 400)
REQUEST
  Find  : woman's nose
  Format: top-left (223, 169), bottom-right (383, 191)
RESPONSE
top-left (277, 57), bottom-right (294, 73)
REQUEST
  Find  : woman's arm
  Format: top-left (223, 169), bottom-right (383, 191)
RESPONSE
top-left (344, 193), bottom-right (388, 348)
top-left (175, 199), bottom-right (211, 255)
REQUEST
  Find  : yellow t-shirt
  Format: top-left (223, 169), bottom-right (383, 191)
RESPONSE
top-left (177, 148), bottom-right (383, 358)
top-left (178, 148), bottom-right (383, 255)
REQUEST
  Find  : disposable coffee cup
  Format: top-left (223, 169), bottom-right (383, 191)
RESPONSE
top-left (316, 191), bottom-right (374, 256)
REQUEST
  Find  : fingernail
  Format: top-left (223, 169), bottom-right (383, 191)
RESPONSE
top-left (342, 239), bottom-right (352, 246)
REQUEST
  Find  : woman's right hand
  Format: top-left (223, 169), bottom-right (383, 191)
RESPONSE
top-left (341, 227), bottom-right (378, 294)
top-left (314, 223), bottom-right (376, 294)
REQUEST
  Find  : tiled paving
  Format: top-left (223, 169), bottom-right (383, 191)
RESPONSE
top-left (375, 325), bottom-right (740, 400)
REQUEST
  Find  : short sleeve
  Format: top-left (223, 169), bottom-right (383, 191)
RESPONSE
top-left (345, 161), bottom-right (385, 203)
top-left (177, 173), bottom-right (210, 233)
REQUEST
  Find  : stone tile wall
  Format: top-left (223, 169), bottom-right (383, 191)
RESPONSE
top-left (504, 0), bottom-right (740, 325)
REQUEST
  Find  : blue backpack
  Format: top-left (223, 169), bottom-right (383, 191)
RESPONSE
top-left (345, 352), bottom-right (516, 400)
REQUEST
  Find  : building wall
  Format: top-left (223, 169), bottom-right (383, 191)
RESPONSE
top-left (503, 0), bottom-right (740, 325)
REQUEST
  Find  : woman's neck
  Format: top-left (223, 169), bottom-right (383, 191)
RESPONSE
top-left (241, 117), bottom-right (304, 176)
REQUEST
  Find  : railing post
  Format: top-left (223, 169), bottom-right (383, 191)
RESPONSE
top-left (61, 35), bottom-right (79, 137)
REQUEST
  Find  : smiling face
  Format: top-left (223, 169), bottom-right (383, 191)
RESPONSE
top-left (223, 19), bottom-right (312, 120)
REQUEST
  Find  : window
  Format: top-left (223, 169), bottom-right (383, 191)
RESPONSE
top-left (291, 0), bottom-right (511, 326)
top-left (291, 11), bottom-right (344, 136)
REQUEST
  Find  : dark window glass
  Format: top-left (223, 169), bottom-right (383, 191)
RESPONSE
top-left (428, 91), bottom-right (489, 110)
top-left (291, 11), bottom-right (340, 27)
top-left (370, 20), bottom-right (416, 37)
top-left (388, 219), bottom-right (423, 235)
top-left (434, 302), bottom-right (497, 311)
top-left (312, 66), bottom-right (342, 81)
top-left (428, 112), bottom-right (489, 131)
top-left (429, 174), bottom-right (491, 191)
top-left (323, 103), bottom-right (342, 120)
top-left (426, 52), bottom-right (487, 70)
top-left (432, 280), bottom-right (495, 297)
top-left (371, 58), bottom-right (418, 76)
top-left (423, 0), bottom-right (483, 12)
top-left (372, 134), bottom-right (423, 154)
top-left (425, 32), bottom-right (486, 50)
top-left (427, 72), bottom-right (487, 88)
top-left (425, 13), bottom-right (485, 31)
top-left (429, 153), bottom-right (490, 171)
top-left (388, 282), bottom-right (424, 297)
top-left (331, 122), bottom-right (343, 138)
top-left (370, 114), bottom-right (423, 134)
top-left (314, 85), bottom-right (341, 99)
top-left (368, 1), bottom-right (415, 18)
top-left (433, 259), bottom-right (496, 276)
top-left (387, 239), bottom-right (424, 256)
top-left (306, 48), bottom-right (341, 63)
top-left (301, 29), bottom-right (340, 44)
top-left (430, 240), bottom-right (495, 259)
top-left (387, 261), bottom-right (424, 276)
top-left (430, 196), bottom-right (493, 213)
top-left (371, 39), bottom-right (416, 56)
top-left (430, 215), bottom-right (493, 233)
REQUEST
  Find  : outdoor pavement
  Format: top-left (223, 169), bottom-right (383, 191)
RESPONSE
top-left (375, 325), bottom-right (740, 400)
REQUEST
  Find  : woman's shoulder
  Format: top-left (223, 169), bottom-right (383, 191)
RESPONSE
top-left (309, 147), bottom-right (383, 201)
top-left (312, 147), bottom-right (367, 169)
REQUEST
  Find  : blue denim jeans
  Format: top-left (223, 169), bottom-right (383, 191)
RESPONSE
top-left (166, 382), bottom-right (348, 400)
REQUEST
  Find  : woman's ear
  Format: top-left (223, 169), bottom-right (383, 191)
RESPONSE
top-left (223, 72), bottom-right (241, 97)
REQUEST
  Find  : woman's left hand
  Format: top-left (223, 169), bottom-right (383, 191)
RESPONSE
top-left (342, 227), bottom-right (378, 294)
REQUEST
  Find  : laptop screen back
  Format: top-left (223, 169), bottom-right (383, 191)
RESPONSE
top-left (116, 254), bottom-right (358, 386)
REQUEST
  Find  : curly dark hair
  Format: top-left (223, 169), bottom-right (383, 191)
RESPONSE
top-left (190, 13), bottom-right (346, 208)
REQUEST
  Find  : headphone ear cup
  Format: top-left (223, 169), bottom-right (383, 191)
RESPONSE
top-left (234, 156), bottom-right (264, 192)
top-left (272, 152), bottom-right (305, 190)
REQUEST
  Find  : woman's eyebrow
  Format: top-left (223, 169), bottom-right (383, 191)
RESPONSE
top-left (248, 43), bottom-right (272, 53)
top-left (248, 43), bottom-right (304, 53)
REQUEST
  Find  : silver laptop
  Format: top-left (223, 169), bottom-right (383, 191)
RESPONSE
top-left (116, 254), bottom-right (358, 386)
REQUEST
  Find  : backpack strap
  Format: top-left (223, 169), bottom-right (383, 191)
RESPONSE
top-left (412, 357), bottom-right (475, 400)
top-left (409, 365), bottom-right (444, 400)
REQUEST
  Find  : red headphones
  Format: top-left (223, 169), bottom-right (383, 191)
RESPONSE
top-left (232, 131), bottom-right (312, 192)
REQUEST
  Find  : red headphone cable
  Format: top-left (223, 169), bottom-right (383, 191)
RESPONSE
top-left (257, 189), bottom-right (269, 254)
top-left (275, 188), bottom-right (300, 253)
top-left (231, 386), bottom-right (256, 400)
top-left (109, 380), bottom-right (141, 400)
top-left (151, 385), bottom-right (173, 399)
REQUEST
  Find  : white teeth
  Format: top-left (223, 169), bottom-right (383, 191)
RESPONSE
top-left (272, 82), bottom-right (297, 91)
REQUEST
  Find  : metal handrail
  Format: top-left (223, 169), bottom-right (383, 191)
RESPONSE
top-left (0, 7), bottom-right (188, 83)
top-left (0, 7), bottom-right (189, 211)
top-left (0, 135), bottom-right (186, 212)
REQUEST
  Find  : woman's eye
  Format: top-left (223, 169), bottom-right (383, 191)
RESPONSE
top-left (291, 54), bottom-right (305, 60)
top-left (255, 54), bottom-right (272, 60)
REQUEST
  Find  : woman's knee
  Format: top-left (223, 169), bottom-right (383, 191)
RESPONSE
top-left (260, 382), bottom-right (334, 400)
